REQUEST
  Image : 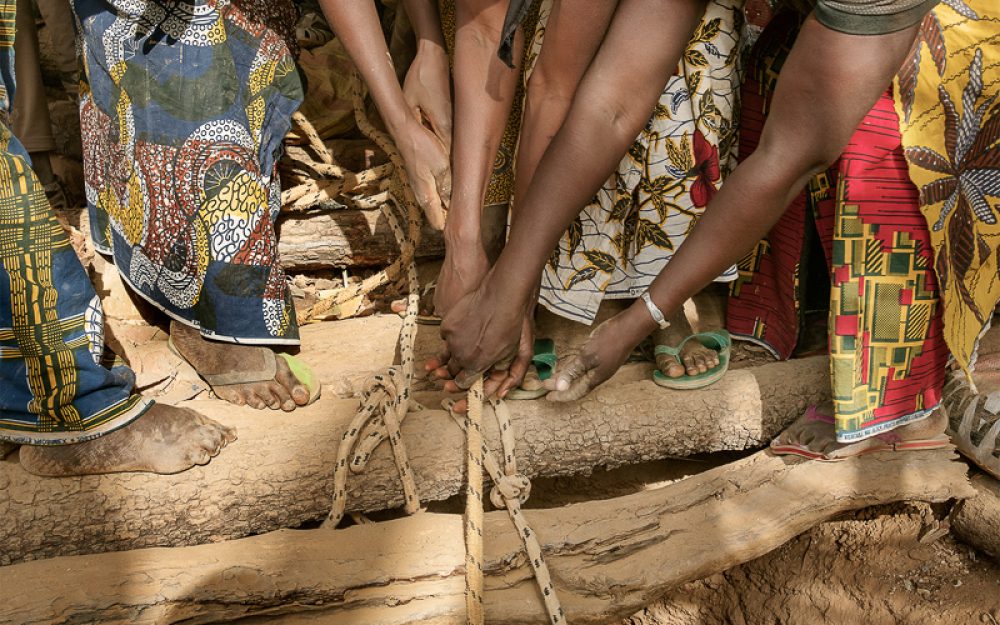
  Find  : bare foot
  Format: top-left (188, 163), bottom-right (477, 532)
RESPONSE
top-left (652, 309), bottom-right (721, 378)
top-left (772, 402), bottom-right (948, 459)
top-left (19, 404), bottom-right (236, 476)
top-left (170, 321), bottom-right (311, 411)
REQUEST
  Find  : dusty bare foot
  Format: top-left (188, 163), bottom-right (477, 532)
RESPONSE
top-left (652, 309), bottom-right (721, 378)
top-left (19, 404), bottom-right (236, 476)
top-left (772, 402), bottom-right (949, 459)
top-left (170, 321), bottom-right (311, 411)
top-left (390, 282), bottom-right (436, 319)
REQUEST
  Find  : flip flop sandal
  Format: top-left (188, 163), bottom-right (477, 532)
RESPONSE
top-left (168, 337), bottom-right (321, 405)
top-left (769, 406), bottom-right (952, 461)
top-left (652, 330), bottom-right (731, 391)
top-left (943, 373), bottom-right (1000, 480)
top-left (506, 338), bottom-right (557, 400)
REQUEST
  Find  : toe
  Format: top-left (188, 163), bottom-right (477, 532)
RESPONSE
top-left (198, 426), bottom-right (224, 454)
top-left (275, 359), bottom-right (310, 406)
top-left (187, 447), bottom-right (213, 466)
top-left (657, 355), bottom-right (685, 379)
top-left (216, 387), bottom-right (245, 406)
top-left (244, 389), bottom-right (269, 410)
top-left (268, 380), bottom-right (296, 412)
top-left (259, 386), bottom-right (282, 410)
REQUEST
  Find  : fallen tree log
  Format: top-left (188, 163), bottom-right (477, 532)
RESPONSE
top-left (950, 471), bottom-right (1000, 560)
top-left (0, 355), bottom-right (830, 565)
top-left (0, 448), bottom-right (972, 625)
top-left (276, 208), bottom-right (444, 270)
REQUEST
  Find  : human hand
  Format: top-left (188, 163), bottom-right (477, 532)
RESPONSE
top-left (430, 314), bottom-right (534, 411)
top-left (544, 314), bottom-right (637, 402)
top-left (393, 115), bottom-right (452, 231)
top-left (403, 43), bottom-right (452, 152)
top-left (438, 272), bottom-right (531, 390)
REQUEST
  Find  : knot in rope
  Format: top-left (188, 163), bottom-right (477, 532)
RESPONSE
top-left (490, 473), bottom-right (531, 508)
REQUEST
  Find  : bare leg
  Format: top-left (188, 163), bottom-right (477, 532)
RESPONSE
top-left (19, 404), bottom-right (237, 476)
top-left (170, 321), bottom-right (311, 411)
top-left (435, 0), bottom-right (522, 317)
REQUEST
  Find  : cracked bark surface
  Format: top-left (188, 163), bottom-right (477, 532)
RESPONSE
top-left (0, 448), bottom-right (972, 625)
top-left (0, 354), bottom-right (829, 565)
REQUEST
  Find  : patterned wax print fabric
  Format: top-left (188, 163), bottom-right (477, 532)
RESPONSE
top-left (76, 0), bottom-right (304, 345)
top-left (534, 0), bottom-right (743, 325)
top-left (0, 0), bottom-right (149, 444)
top-left (894, 0), bottom-right (1000, 378)
top-left (727, 13), bottom-right (948, 442)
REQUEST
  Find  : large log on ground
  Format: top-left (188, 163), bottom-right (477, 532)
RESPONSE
top-left (276, 209), bottom-right (444, 270)
top-left (951, 471), bottom-right (1000, 560)
top-left (0, 449), bottom-right (972, 625)
top-left (0, 355), bottom-right (829, 565)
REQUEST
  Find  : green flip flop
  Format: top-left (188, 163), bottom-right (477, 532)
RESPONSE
top-left (506, 338), bottom-right (557, 400)
top-left (652, 330), bottom-right (731, 390)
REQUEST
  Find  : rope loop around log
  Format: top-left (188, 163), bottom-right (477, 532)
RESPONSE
top-left (326, 69), bottom-right (423, 527)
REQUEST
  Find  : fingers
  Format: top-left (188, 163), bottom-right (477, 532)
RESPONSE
top-left (543, 354), bottom-right (588, 393)
top-left (497, 343), bottom-right (533, 399)
top-left (546, 367), bottom-right (597, 403)
top-left (482, 369), bottom-right (509, 399)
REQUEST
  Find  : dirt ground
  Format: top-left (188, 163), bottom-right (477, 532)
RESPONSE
top-left (631, 502), bottom-right (1000, 625)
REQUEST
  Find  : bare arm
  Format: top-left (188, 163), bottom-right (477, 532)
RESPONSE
top-left (403, 0), bottom-right (446, 49)
top-left (546, 15), bottom-right (924, 400)
top-left (318, 1), bottom-right (451, 229)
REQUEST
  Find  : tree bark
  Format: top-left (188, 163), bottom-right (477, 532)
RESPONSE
top-left (0, 448), bottom-right (972, 625)
top-left (276, 209), bottom-right (444, 270)
top-left (950, 471), bottom-right (1000, 560)
top-left (0, 353), bottom-right (830, 565)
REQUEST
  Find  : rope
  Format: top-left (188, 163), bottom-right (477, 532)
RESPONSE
top-left (465, 380), bottom-right (486, 625)
top-left (326, 69), bottom-right (422, 527)
top-left (445, 395), bottom-right (567, 625)
top-left (322, 67), bottom-right (565, 625)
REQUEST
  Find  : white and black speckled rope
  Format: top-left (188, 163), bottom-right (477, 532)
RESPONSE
top-left (327, 70), bottom-right (423, 527)
top-left (445, 397), bottom-right (567, 625)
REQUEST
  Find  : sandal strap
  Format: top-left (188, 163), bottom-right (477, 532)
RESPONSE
top-left (200, 350), bottom-right (278, 387)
